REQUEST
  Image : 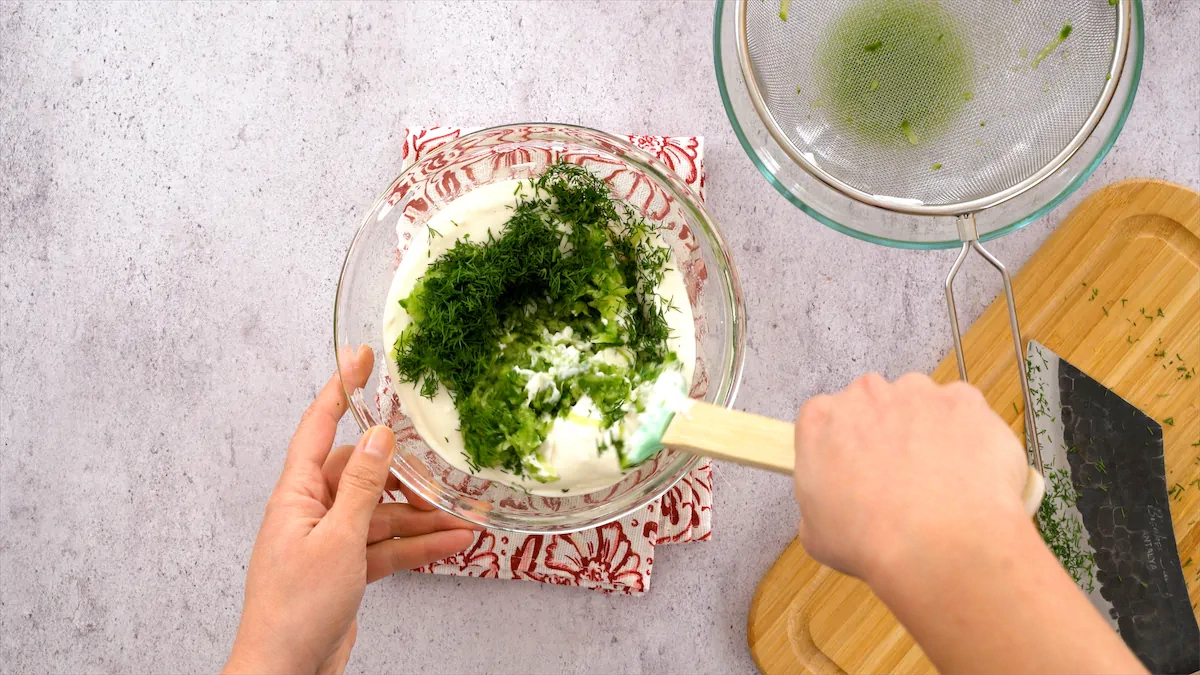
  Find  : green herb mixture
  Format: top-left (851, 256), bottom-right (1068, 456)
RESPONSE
top-left (391, 162), bottom-right (680, 481)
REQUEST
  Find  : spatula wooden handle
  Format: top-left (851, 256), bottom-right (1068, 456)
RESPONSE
top-left (660, 401), bottom-right (796, 474)
top-left (660, 401), bottom-right (1046, 516)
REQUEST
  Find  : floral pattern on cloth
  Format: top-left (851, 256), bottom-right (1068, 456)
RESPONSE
top-left (381, 127), bottom-right (713, 595)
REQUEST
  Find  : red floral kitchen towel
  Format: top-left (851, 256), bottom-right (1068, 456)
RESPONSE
top-left (381, 126), bottom-right (712, 595)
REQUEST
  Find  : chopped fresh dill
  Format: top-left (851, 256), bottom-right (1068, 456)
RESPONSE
top-left (1036, 467), bottom-right (1096, 593)
top-left (392, 162), bottom-right (678, 480)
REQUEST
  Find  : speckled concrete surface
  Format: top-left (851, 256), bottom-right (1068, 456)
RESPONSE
top-left (0, 1), bottom-right (1196, 673)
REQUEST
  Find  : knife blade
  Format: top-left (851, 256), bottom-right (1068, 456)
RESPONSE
top-left (1026, 340), bottom-right (1199, 674)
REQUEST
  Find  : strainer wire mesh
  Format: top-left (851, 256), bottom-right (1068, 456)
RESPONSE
top-left (737, 0), bottom-right (1129, 215)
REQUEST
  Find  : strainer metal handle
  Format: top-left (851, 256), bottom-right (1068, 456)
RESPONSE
top-left (944, 214), bottom-right (1043, 475)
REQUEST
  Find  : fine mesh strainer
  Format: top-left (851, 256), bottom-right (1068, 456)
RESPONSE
top-left (732, 0), bottom-right (1132, 473)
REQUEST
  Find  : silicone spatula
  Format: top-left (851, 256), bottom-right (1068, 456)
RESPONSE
top-left (625, 396), bottom-right (1045, 517)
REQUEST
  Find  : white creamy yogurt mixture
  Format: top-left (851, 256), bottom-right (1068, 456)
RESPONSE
top-left (382, 179), bottom-right (696, 496)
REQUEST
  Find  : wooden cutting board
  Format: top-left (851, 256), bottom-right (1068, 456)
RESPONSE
top-left (747, 178), bottom-right (1200, 675)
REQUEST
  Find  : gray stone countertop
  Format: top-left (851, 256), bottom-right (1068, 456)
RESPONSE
top-left (2, 2), bottom-right (1197, 673)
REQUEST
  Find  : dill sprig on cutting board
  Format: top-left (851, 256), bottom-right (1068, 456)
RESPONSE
top-left (391, 161), bottom-right (676, 477)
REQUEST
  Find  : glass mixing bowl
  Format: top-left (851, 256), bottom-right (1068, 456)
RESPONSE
top-left (714, 0), bottom-right (1144, 249)
top-left (334, 124), bottom-right (746, 534)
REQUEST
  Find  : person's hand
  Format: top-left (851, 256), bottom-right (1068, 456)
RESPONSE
top-left (224, 346), bottom-right (480, 675)
top-left (792, 372), bottom-right (1028, 583)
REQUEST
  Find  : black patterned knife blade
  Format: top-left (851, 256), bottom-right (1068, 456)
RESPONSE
top-left (1027, 340), bottom-right (1199, 674)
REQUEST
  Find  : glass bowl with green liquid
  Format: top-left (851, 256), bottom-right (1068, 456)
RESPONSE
top-left (715, 0), bottom-right (1143, 249)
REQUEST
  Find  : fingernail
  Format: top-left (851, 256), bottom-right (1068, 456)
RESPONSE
top-left (362, 426), bottom-right (394, 459)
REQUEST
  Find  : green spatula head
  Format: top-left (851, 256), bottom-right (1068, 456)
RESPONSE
top-left (621, 370), bottom-right (691, 468)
